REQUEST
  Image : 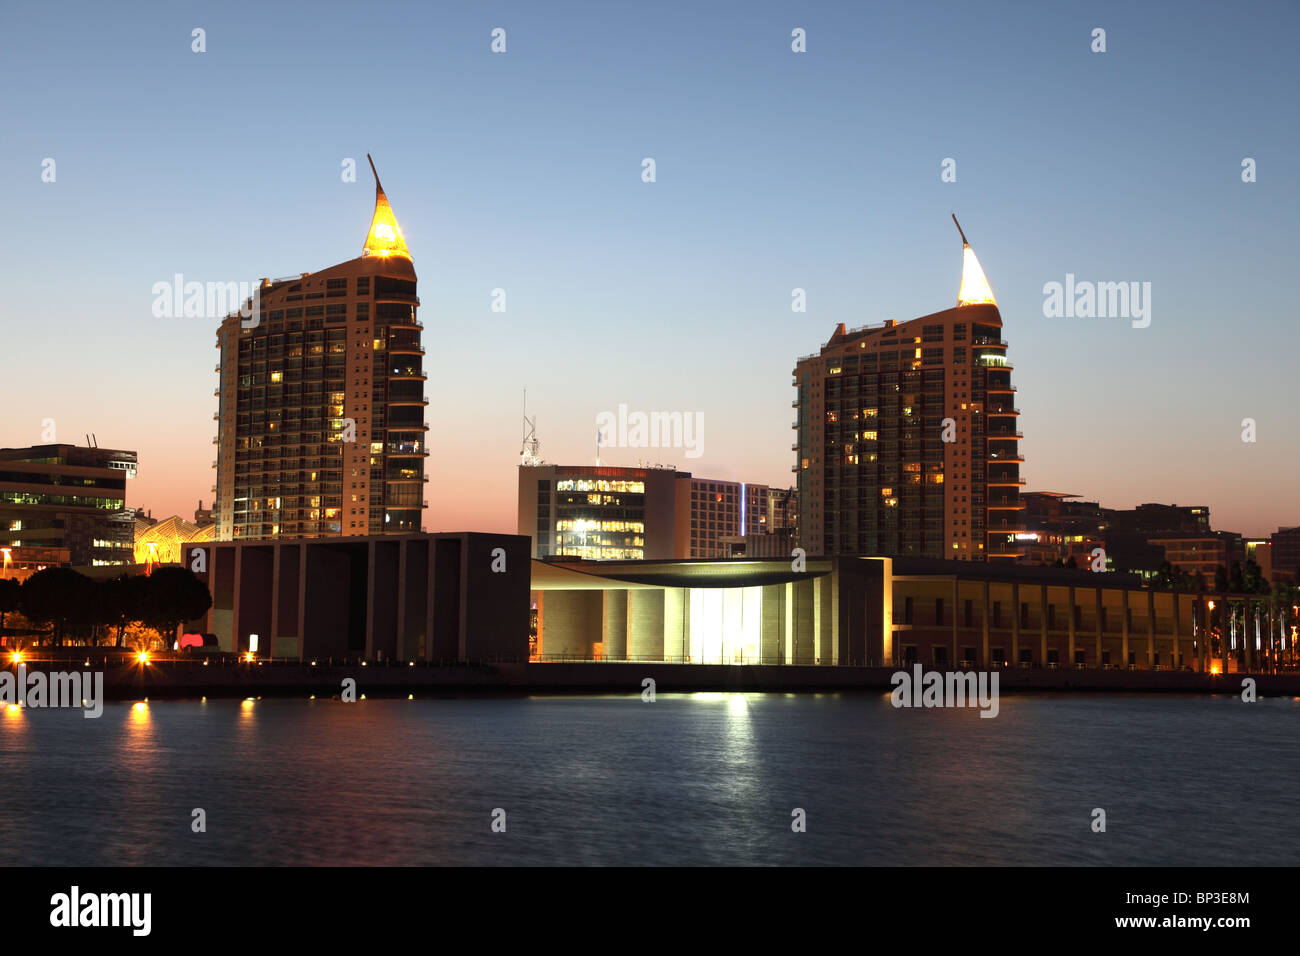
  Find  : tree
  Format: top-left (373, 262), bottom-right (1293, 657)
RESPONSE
top-left (1244, 560), bottom-right (1265, 595)
top-left (1229, 561), bottom-right (1245, 594)
top-left (1213, 565), bottom-right (1229, 593)
top-left (139, 567), bottom-right (212, 647)
top-left (99, 574), bottom-right (148, 648)
top-left (19, 568), bottom-right (97, 646)
top-left (0, 578), bottom-right (20, 639)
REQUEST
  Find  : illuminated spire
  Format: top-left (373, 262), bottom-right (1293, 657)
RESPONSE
top-left (953, 215), bottom-right (996, 307)
top-left (362, 154), bottom-right (411, 259)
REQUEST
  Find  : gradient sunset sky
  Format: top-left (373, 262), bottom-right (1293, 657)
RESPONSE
top-left (1, 0), bottom-right (1296, 537)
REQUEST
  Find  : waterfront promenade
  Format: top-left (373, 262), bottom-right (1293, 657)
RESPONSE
top-left (5, 651), bottom-right (1299, 700)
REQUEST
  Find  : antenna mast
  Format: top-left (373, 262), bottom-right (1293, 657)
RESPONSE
top-left (952, 213), bottom-right (970, 246)
top-left (520, 389), bottom-right (542, 466)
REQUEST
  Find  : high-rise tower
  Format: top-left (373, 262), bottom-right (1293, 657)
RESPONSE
top-left (213, 157), bottom-right (428, 540)
top-left (792, 220), bottom-right (1024, 560)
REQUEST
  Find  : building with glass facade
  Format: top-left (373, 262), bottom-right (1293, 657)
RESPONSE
top-left (0, 443), bottom-right (137, 566)
top-left (213, 158), bottom-right (427, 540)
top-left (792, 224), bottom-right (1023, 560)
top-left (518, 465), bottom-right (796, 560)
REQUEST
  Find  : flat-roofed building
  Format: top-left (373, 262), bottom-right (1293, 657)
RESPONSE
top-left (183, 532), bottom-right (530, 661)
top-left (0, 444), bottom-right (137, 566)
top-left (530, 556), bottom-right (1210, 671)
top-left (519, 466), bottom-right (793, 560)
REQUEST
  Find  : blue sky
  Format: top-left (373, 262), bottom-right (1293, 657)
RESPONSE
top-left (1, 0), bottom-right (1296, 535)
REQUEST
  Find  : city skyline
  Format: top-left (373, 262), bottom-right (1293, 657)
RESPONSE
top-left (3, 2), bottom-right (1297, 538)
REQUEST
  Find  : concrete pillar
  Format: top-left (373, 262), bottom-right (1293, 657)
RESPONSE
top-left (981, 580), bottom-right (990, 667)
top-left (951, 578), bottom-right (959, 668)
top-left (602, 589), bottom-right (628, 661)
top-left (1172, 591), bottom-right (1182, 671)
top-left (231, 545), bottom-right (243, 654)
top-left (1067, 584), bottom-right (1076, 667)
top-left (1011, 581), bottom-right (1020, 667)
top-left (297, 544), bottom-right (310, 659)
top-left (627, 588), bottom-right (665, 661)
top-left (663, 588), bottom-right (690, 662)
top-left (395, 538), bottom-right (408, 661)
top-left (270, 544), bottom-right (281, 660)
top-left (1040, 584), bottom-right (1048, 668)
top-left (760, 583), bottom-right (786, 665)
top-left (1094, 586), bottom-right (1103, 668)
top-left (1146, 590), bottom-right (1156, 668)
top-left (365, 540), bottom-right (376, 659)
top-left (1121, 589), bottom-right (1130, 668)
top-left (815, 575), bottom-right (835, 665)
top-left (793, 578), bottom-right (815, 665)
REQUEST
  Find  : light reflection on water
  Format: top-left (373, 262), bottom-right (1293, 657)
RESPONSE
top-left (1, 693), bottom-right (1297, 866)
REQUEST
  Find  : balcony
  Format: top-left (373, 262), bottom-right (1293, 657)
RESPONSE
top-left (973, 337), bottom-right (1008, 347)
top-left (986, 406), bottom-right (1020, 416)
top-left (987, 453), bottom-right (1024, 463)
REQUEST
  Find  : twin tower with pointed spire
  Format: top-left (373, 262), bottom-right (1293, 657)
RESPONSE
top-left (211, 154), bottom-right (427, 543)
top-left (791, 216), bottom-right (1021, 563)
top-left (362, 154), bottom-right (411, 260)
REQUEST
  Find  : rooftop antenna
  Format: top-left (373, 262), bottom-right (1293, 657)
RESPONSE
top-left (520, 389), bottom-right (543, 466)
top-left (952, 213), bottom-right (970, 246)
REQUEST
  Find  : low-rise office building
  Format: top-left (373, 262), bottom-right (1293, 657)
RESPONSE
top-left (531, 556), bottom-right (1211, 671)
top-left (0, 444), bottom-right (137, 567)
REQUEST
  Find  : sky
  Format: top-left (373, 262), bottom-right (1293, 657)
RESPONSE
top-left (1, 0), bottom-right (1296, 537)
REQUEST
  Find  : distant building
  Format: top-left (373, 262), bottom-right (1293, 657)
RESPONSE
top-left (1101, 503), bottom-right (1212, 575)
top-left (793, 222), bottom-right (1022, 561)
top-left (213, 157), bottom-right (427, 541)
top-left (194, 500), bottom-right (214, 526)
top-left (1017, 492), bottom-right (1105, 567)
top-left (1148, 532), bottom-right (1245, 588)
top-left (518, 465), bottom-right (791, 560)
top-left (1103, 503), bottom-right (1210, 534)
top-left (1244, 538), bottom-right (1274, 583)
top-left (0, 546), bottom-right (71, 581)
top-left (0, 443), bottom-right (137, 567)
top-left (1272, 527), bottom-right (1300, 581)
top-left (134, 515), bottom-right (216, 566)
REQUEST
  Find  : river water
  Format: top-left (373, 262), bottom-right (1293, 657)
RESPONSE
top-left (1, 692), bottom-right (1296, 865)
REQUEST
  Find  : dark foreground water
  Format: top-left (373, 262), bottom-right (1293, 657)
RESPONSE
top-left (1, 692), bottom-right (1297, 865)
